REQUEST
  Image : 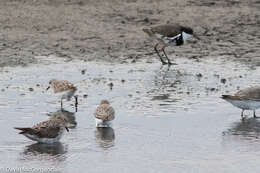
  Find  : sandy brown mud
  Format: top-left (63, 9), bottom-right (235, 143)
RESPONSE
top-left (0, 0), bottom-right (259, 67)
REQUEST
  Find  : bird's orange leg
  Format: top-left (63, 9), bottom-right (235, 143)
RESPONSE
top-left (154, 43), bottom-right (167, 65)
top-left (161, 46), bottom-right (173, 65)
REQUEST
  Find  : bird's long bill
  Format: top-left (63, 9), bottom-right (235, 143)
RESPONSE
top-left (65, 127), bottom-right (69, 132)
top-left (46, 86), bottom-right (50, 91)
top-left (193, 33), bottom-right (200, 40)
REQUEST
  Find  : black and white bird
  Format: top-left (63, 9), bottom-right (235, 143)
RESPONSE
top-left (143, 24), bottom-right (200, 65)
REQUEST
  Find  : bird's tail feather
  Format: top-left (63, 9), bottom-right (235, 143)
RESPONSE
top-left (221, 95), bottom-right (237, 100)
top-left (14, 127), bottom-right (34, 134)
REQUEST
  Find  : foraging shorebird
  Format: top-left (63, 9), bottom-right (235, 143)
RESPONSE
top-left (143, 24), bottom-right (200, 65)
top-left (48, 109), bottom-right (77, 128)
top-left (14, 116), bottom-right (69, 144)
top-left (46, 79), bottom-right (78, 111)
top-left (221, 86), bottom-right (260, 119)
top-left (94, 100), bottom-right (115, 128)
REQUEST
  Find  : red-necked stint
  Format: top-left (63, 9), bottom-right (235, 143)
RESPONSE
top-left (94, 100), bottom-right (115, 128)
top-left (46, 79), bottom-right (78, 111)
top-left (143, 24), bottom-right (200, 65)
top-left (222, 86), bottom-right (260, 119)
top-left (14, 116), bottom-right (69, 144)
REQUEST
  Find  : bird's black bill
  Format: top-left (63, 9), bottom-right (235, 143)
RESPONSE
top-left (74, 96), bottom-right (78, 112)
top-left (46, 86), bottom-right (50, 90)
top-left (65, 127), bottom-right (69, 132)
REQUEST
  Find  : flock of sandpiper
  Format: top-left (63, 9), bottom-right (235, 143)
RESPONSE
top-left (14, 24), bottom-right (260, 144)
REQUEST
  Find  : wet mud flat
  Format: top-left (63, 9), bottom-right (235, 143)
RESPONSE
top-left (0, 56), bottom-right (259, 172)
top-left (0, 0), bottom-right (259, 67)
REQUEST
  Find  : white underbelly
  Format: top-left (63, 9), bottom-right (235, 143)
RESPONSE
top-left (227, 99), bottom-right (260, 110)
top-left (24, 130), bottom-right (64, 144)
top-left (56, 89), bottom-right (76, 101)
top-left (95, 118), bottom-right (113, 128)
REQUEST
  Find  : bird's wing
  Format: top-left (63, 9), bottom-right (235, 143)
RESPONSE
top-left (151, 24), bottom-right (182, 38)
top-left (235, 86), bottom-right (260, 100)
top-left (94, 104), bottom-right (115, 121)
top-left (53, 80), bottom-right (76, 93)
top-left (32, 120), bottom-right (62, 138)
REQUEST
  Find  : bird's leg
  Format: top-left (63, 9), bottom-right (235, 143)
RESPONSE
top-left (253, 110), bottom-right (258, 118)
top-left (154, 43), bottom-right (167, 65)
top-left (161, 46), bottom-right (173, 65)
top-left (241, 109), bottom-right (244, 119)
top-left (61, 99), bottom-right (63, 109)
top-left (74, 95), bottom-right (78, 112)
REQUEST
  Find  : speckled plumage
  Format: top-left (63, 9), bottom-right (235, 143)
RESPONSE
top-left (49, 79), bottom-right (77, 94)
top-left (49, 109), bottom-right (77, 128)
top-left (94, 100), bottom-right (115, 121)
top-left (47, 79), bottom-right (78, 111)
top-left (14, 116), bottom-right (69, 143)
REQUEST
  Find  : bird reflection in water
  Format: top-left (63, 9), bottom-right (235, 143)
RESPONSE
top-left (21, 142), bottom-right (68, 164)
top-left (48, 108), bottom-right (77, 129)
top-left (94, 127), bottom-right (115, 149)
top-left (223, 117), bottom-right (260, 139)
top-left (23, 142), bottom-right (67, 156)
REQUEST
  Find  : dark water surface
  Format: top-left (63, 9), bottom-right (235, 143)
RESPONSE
top-left (0, 56), bottom-right (259, 173)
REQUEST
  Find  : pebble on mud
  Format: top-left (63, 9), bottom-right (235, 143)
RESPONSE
top-left (196, 73), bottom-right (203, 78)
top-left (143, 17), bottom-right (150, 23)
top-left (83, 94), bottom-right (88, 98)
top-left (220, 78), bottom-right (227, 84)
top-left (29, 88), bottom-right (34, 92)
top-left (108, 82), bottom-right (113, 90)
top-left (131, 59), bottom-right (136, 63)
top-left (121, 79), bottom-right (126, 83)
top-left (210, 88), bottom-right (216, 91)
top-left (81, 69), bottom-right (86, 75)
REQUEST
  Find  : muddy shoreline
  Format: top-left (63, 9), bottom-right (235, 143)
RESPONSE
top-left (0, 0), bottom-right (259, 67)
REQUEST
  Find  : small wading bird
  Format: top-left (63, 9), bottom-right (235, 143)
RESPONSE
top-left (48, 109), bottom-right (77, 128)
top-left (221, 86), bottom-right (260, 119)
top-left (94, 100), bottom-right (115, 128)
top-left (46, 79), bottom-right (78, 111)
top-left (14, 116), bottom-right (69, 144)
top-left (143, 24), bottom-right (200, 65)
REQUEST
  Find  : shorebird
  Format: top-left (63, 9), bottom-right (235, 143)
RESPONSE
top-left (14, 116), bottom-right (69, 143)
top-left (221, 86), bottom-right (260, 119)
top-left (94, 100), bottom-right (115, 128)
top-left (143, 24), bottom-right (200, 65)
top-left (46, 79), bottom-right (78, 111)
top-left (48, 109), bottom-right (77, 128)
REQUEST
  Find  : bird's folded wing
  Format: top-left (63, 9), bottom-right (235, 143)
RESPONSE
top-left (95, 105), bottom-right (115, 121)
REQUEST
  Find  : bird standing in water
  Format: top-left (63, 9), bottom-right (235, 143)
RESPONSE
top-left (221, 86), bottom-right (260, 119)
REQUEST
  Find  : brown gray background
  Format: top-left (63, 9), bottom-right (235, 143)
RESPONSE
top-left (0, 0), bottom-right (259, 67)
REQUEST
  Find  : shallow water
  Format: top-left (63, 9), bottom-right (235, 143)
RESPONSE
top-left (0, 56), bottom-right (260, 173)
